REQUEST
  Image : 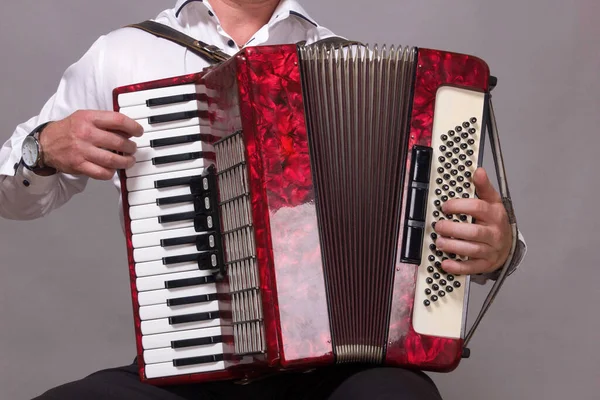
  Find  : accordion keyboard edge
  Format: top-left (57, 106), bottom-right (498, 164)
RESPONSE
top-left (113, 42), bottom-right (492, 385)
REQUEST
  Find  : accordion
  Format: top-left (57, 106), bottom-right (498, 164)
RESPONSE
top-left (113, 42), bottom-right (517, 385)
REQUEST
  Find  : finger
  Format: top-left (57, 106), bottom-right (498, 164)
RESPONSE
top-left (90, 111), bottom-right (144, 137)
top-left (441, 198), bottom-right (491, 222)
top-left (441, 258), bottom-right (495, 275)
top-left (473, 168), bottom-right (501, 203)
top-left (89, 128), bottom-right (138, 154)
top-left (434, 220), bottom-right (494, 244)
top-left (84, 145), bottom-right (136, 170)
top-left (435, 236), bottom-right (494, 260)
top-left (77, 161), bottom-right (116, 181)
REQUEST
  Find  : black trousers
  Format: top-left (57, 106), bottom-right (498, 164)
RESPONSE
top-left (32, 359), bottom-right (444, 400)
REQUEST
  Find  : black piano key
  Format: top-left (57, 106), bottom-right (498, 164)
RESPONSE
top-left (173, 353), bottom-right (224, 367)
top-left (146, 93), bottom-right (197, 107)
top-left (165, 275), bottom-right (216, 289)
top-left (161, 235), bottom-right (198, 247)
top-left (152, 151), bottom-right (213, 166)
top-left (167, 293), bottom-right (218, 307)
top-left (171, 335), bottom-right (223, 349)
top-left (151, 134), bottom-right (204, 148)
top-left (169, 311), bottom-right (220, 325)
top-left (157, 196), bottom-right (213, 224)
top-left (156, 194), bottom-right (196, 206)
top-left (153, 166), bottom-right (215, 192)
top-left (161, 233), bottom-right (216, 251)
top-left (162, 250), bottom-right (219, 268)
top-left (158, 211), bottom-right (197, 224)
top-left (154, 175), bottom-right (202, 189)
top-left (148, 110), bottom-right (204, 125)
top-left (163, 253), bottom-right (196, 265)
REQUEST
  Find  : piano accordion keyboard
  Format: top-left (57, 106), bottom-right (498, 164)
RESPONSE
top-left (117, 82), bottom-right (232, 379)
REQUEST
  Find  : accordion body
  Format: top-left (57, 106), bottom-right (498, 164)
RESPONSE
top-left (113, 43), bottom-right (496, 385)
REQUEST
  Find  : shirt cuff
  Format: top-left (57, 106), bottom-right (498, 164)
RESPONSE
top-left (16, 163), bottom-right (59, 195)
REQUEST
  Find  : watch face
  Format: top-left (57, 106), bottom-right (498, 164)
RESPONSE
top-left (22, 136), bottom-right (39, 167)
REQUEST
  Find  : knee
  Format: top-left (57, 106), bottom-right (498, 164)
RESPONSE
top-left (31, 380), bottom-right (93, 400)
top-left (328, 367), bottom-right (443, 400)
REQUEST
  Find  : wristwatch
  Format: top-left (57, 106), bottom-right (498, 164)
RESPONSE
top-left (21, 122), bottom-right (56, 173)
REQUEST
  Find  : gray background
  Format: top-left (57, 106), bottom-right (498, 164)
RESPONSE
top-left (1, 0), bottom-right (598, 399)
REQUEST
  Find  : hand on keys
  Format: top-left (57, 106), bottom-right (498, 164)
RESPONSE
top-left (40, 110), bottom-right (143, 180)
top-left (434, 167), bottom-right (512, 276)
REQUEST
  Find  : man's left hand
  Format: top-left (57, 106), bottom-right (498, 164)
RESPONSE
top-left (433, 167), bottom-right (512, 276)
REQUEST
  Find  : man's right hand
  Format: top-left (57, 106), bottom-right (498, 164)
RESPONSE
top-left (40, 110), bottom-right (143, 180)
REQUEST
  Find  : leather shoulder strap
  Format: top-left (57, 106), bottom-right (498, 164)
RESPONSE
top-left (127, 20), bottom-right (363, 63)
top-left (126, 20), bottom-right (230, 64)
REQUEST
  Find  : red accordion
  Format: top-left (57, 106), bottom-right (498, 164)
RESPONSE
top-left (113, 42), bottom-right (511, 385)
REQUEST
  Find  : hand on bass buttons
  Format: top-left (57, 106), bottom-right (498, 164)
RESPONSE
top-left (433, 167), bottom-right (512, 275)
top-left (40, 110), bottom-right (143, 180)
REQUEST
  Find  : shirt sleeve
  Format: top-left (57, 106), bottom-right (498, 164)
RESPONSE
top-left (0, 35), bottom-right (110, 221)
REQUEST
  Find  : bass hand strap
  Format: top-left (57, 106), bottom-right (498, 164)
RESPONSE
top-left (126, 20), bottom-right (230, 64)
top-left (463, 86), bottom-right (519, 349)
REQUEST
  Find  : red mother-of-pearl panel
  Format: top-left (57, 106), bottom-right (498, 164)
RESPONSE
top-left (205, 54), bottom-right (287, 371)
top-left (385, 48), bottom-right (490, 371)
top-left (227, 54), bottom-right (283, 368)
top-left (238, 45), bottom-right (334, 368)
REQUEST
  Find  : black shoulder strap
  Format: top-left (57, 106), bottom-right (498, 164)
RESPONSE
top-left (126, 20), bottom-right (363, 64)
top-left (126, 20), bottom-right (230, 64)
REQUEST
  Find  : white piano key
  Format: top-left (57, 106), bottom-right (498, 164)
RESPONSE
top-left (139, 299), bottom-right (219, 320)
top-left (137, 116), bottom-right (207, 134)
top-left (135, 141), bottom-right (210, 163)
top-left (144, 360), bottom-right (226, 379)
top-left (135, 260), bottom-right (208, 278)
top-left (144, 342), bottom-right (225, 364)
top-left (131, 216), bottom-right (194, 235)
top-left (138, 284), bottom-right (217, 306)
top-left (120, 100), bottom-right (208, 120)
top-left (142, 326), bottom-right (225, 350)
top-left (132, 227), bottom-right (202, 249)
top-left (132, 125), bottom-right (209, 149)
top-left (134, 244), bottom-right (203, 264)
top-left (126, 167), bottom-right (205, 192)
top-left (128, 186), bottom-right (193, 207)
top-left (126, 156), bottom-right (207, 178)
top-left (117, 83), bottom-right (205, 108)
top-left (129, 201), bottom-right (195, 221)
top-left (137, 269), bottom-right (214, 292)
top-left (140, 316), bottom-right (223, 335)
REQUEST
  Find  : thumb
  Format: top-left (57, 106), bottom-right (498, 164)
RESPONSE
top-left (473, 167), bottom-right (501, 203)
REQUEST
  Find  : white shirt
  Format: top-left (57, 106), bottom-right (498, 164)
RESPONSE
top-left (0, 0), bottom-right (526, 280)
top-left (0, 0), bottom-right (335, 221)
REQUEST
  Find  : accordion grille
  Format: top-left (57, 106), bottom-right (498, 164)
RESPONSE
top-left (214, 131), bottom-right (265, 356)
top-left (299, 44), bottom-right (416, 363)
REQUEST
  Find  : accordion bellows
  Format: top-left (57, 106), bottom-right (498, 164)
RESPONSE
top-left (113, 42), bottom-right (491, 385)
